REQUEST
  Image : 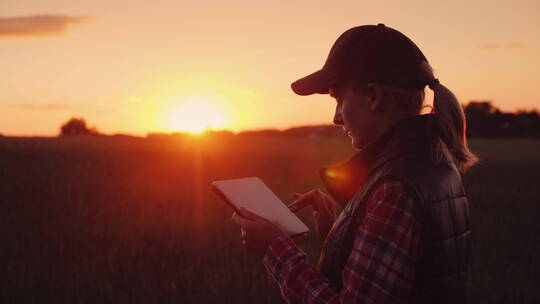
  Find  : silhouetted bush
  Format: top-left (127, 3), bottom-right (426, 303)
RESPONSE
top-left (59, 118), bottom-right (101, 137)
top-left (464, 101), bottom-right (540, 138)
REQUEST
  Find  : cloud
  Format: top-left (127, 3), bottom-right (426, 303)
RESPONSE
top-left (0, 15), bottom-right (88, 38)
top-left (478, 43), bottom-right (526, 50)
top-left (6, 103), bottom-right (72, 110)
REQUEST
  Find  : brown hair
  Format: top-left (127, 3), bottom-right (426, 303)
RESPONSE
top-left (418, 61), bottom-right (479, 172)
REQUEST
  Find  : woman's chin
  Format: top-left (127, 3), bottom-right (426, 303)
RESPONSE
top-left (350, 137), bottom-right (363, 149)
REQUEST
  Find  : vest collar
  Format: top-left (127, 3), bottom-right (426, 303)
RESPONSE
top-left (319, 114), bottom-right (432, 207)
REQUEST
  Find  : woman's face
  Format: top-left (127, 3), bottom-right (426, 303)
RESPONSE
top-left (330, 83), bottom-right (385, 149)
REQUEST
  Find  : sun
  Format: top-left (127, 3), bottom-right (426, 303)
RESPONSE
top-left (167, 97), bottom-right (227, 133)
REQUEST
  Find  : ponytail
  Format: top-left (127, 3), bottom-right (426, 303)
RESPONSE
top-left (419, 62), bottom-right (479, 172)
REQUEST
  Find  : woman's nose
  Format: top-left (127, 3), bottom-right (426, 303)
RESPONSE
top-left (333, 108), bottom-right (343, 125)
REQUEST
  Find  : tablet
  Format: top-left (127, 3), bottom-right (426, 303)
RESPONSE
top-left (211, 177), bottom-right (309, 237)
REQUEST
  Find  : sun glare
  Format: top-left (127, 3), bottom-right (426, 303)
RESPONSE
top-left (167, 97), bottom-right (227, 133)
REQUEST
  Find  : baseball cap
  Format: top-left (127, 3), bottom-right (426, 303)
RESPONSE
top-left (291, 24), bottom-right (429, 96)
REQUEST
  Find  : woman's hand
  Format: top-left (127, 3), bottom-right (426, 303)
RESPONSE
top-left (231, 207), bottom-right (287, 257)
top-left (288, 189), bottom-right (337, 239)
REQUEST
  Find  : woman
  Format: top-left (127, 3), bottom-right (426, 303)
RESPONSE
top-left (232, 23), bottom-right (478, 303)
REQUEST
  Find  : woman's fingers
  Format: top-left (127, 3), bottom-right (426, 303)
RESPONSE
top-left (239, 221), bottom-right (281, 254)
top-left (289, 193), bottom-right (305, 211)
top-left (238, 207), bottom-right (268, 222)
top-left (231, 212), bottom-right (248, 227)
top-left (231, 212), bottom-right (264, 230)
top-left (288, 197), bottom-right (312, 212)
top-left (289, 189), bottom-right (322, 212)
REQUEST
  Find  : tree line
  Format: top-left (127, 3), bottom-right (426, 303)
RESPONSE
top-left (464, 101), bottom-right (540, 138)
top-left (56, 101), bottom-right (539, 139)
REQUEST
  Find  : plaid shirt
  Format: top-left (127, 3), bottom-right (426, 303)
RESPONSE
top-left (263, 179), bottom-right (422, 303)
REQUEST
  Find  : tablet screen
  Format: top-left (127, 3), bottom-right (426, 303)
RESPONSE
top-left (211, 177), bottom-right (309, 237)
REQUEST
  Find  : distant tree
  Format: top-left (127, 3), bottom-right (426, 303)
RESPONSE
top-left (59, 118), bottom-right (101, 136)
top-left (464, 101), bottom-right (499, 137)
top-left (464, 101), bottom-right (498, 116)
top-left (464, 101), bottom-right (540, 138)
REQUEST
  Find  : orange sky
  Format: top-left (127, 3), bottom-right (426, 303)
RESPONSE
top-left (1, 0), bottom-right (539, 136)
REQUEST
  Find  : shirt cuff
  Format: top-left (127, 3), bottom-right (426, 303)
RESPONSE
top-left (266, 235), bottom-right (296, 257)
top-left (262, 234), bottom-right (307, 284)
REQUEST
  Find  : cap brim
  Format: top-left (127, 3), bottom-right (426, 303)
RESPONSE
top-left (291, 69), bottom-right (337, 96)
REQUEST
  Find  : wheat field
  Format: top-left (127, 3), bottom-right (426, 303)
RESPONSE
top-left (0, 136), bottom-right (538, 303)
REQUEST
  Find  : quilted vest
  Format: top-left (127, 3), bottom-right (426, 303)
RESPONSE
top-left (318, 114), bottom-right (470, 303)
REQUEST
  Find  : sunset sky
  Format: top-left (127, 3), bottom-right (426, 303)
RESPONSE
top-left (1, 0), bottom-right (539, 136)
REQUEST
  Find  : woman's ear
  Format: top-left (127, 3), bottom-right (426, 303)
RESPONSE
top-left (365, 83), bottom-right (384, 112)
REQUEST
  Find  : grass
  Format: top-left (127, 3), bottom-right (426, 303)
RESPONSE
top-left (0, 136), bottom-right (538, 303)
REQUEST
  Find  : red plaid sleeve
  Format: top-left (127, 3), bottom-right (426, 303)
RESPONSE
top-left (262, 179), bottom-right (422, 303)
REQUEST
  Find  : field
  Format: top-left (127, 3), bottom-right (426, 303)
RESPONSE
top-left (1, 135), bottom-right (539, 303)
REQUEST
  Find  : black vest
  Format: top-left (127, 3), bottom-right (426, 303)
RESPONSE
top-left (318, 114), bottom-right (470, 303)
